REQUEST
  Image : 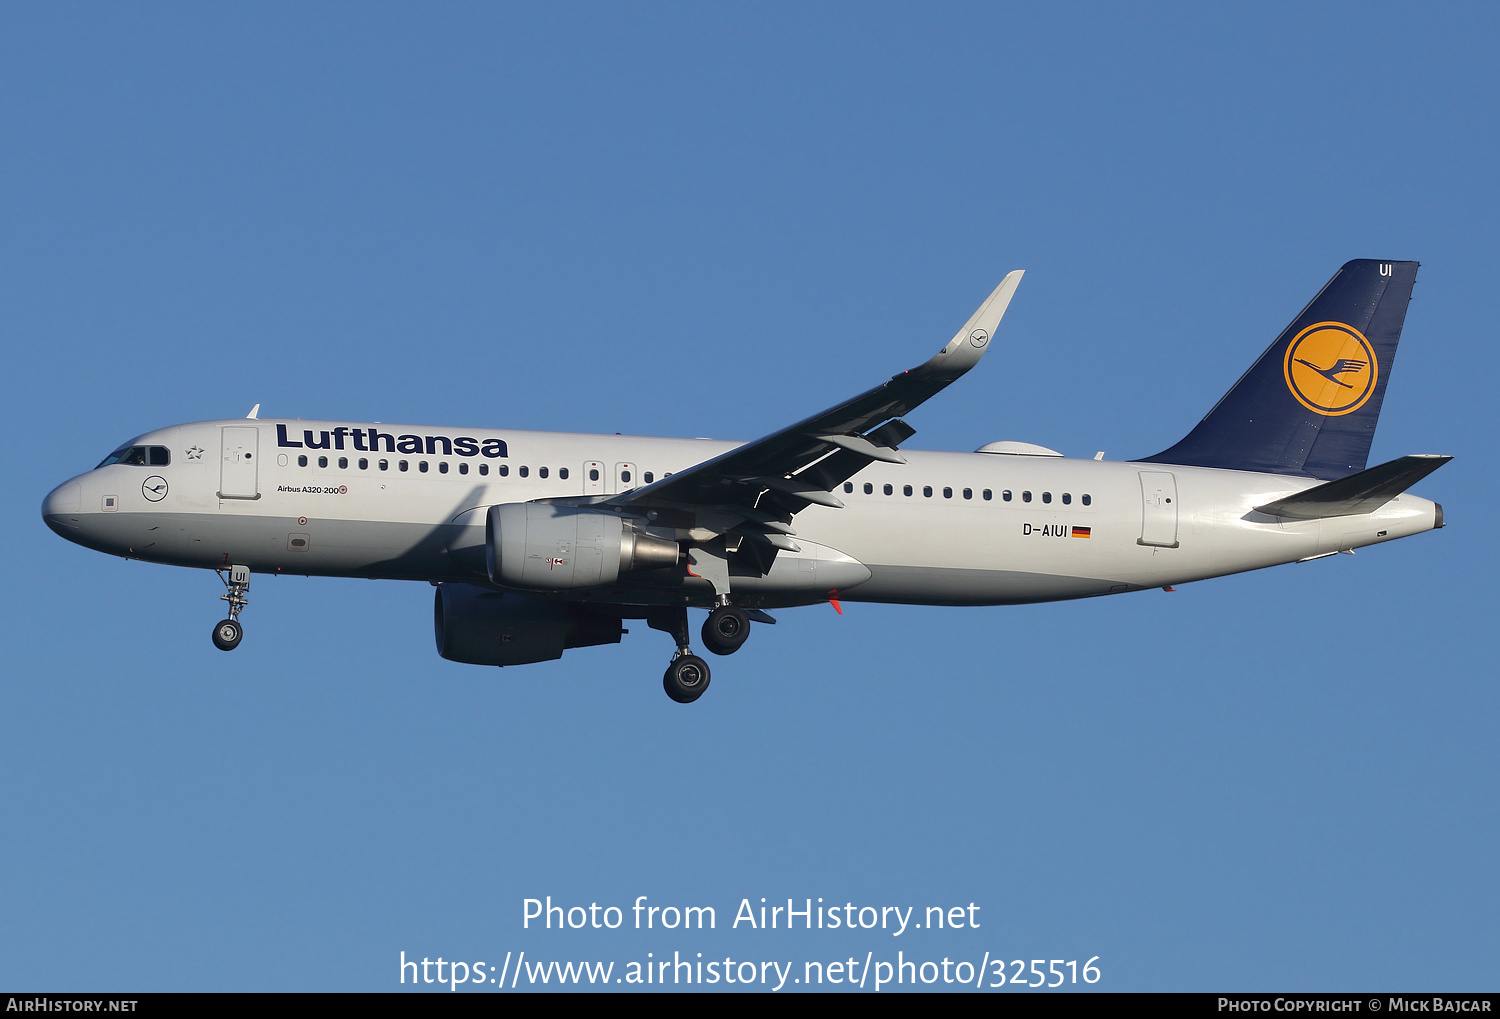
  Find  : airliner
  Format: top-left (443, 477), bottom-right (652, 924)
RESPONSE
top-left (41, 260), bottom-right (1447, 702)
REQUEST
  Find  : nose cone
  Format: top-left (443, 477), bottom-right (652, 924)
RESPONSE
top-left (42, 479), bottom-right (83, 537)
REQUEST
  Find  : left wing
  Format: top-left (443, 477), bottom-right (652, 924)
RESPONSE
top-left (609, 271), bottom-right (1024, 563)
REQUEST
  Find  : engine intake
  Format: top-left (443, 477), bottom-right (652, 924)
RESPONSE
top-left (486, 503), bottom-right (678, 591)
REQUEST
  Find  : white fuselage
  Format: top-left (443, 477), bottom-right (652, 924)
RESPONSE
top-left (42, 418), bottom-right (1441, 609)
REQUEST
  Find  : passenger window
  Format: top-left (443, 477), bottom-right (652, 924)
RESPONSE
top-left (478, 463), bottom-right (488, 475)
top-left (943, 487), bottom-right (952, 499)
top-left (298, 455), bottom-right (308, 467)
top-left (439, 462), bottom-right (449, 474)
top-left (419, 461), bottom-right (429, 473)
top-left (359, 458), bottom-right (368, 470)
top-left (1003, 490), bottom-right (1012, 501)
top-left (844, 483), bottom-right (854, 493)
top-left (379, 459), bottom-right (389, 471)
top-left (883, 483), bottom-right (893, 495)
top-left (148, 446), bottom-right (170, 466)
top-left (644, 472), bottom-right (654, 484)
top-left (963, 488), bottom-right (972, 500)
top-left (338, 457), bottom-right (348, 469)
top-left (399, 461), bottom-right (409, 472)
top-left (540, 467), bottom-right (549, 479)
top-left (1082, 494), bottom-right (1091, 506)
top-left (983, 489), bottom-right (992, 501)
top-left (1042, 492), bottom-right (1051, 504)
top-left (904, 485), bottom-right (913, 496)
top-left (458, 462), bottom-right (468, 475)
top-left (519, 466), bottom-right (529, 478)
top-left (863, 483), bottom-right (873, 494)
top-left (1022, 491), bottom-right (1032, 502)
top-left (591, 469), bottom-right (601, 482)
top-left (1062, 493), bottom-right (1071, 505)
top-left (499, 465), bottom-right (509, 477)
top-left (318, 456), bottom-right (328, 468)
top-left (923, 486), bottom-right (932, 497)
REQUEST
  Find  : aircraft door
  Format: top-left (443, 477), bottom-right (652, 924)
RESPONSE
top-left (583, 461), bottom-right (604, 495)
top-left (219, 426), bottom-right (260, 500)
top-left (1138, 471), bottom-right (1179, 547)
top-left (615, 462), bottom-right (638, 493)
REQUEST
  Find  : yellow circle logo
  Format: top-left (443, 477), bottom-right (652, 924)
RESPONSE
top-left (1282, 321), bottom-right (1378, 416)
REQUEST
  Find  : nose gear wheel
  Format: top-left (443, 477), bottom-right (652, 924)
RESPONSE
top-left (212, 566), bottom-right (251, 652)
top-left (212, 618), bottom-right (243, 651)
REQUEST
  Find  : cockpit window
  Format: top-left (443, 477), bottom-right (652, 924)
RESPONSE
top-left (96, 445), bottom-right (170, 468)
top-left (97, 445), bottom-right (137, 467)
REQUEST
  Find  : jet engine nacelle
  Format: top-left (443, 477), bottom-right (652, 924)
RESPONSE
top-left (486, 503), bottom-right (678, 591)
top-left (433, 583), bottom-right (625, 667)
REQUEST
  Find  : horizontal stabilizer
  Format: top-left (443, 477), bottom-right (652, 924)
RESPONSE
top-left (1254, 454), bottom-right (1451, 519)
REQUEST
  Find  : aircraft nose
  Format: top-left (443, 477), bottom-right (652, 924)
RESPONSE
top-left (42, 479), bottom-right (83, 536)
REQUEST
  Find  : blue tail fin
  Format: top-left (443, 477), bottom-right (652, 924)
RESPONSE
top-left (1139, 259), bottom-right (1419, 480)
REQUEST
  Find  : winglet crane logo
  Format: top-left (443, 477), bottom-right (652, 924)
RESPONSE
top-left (1282, 321), bottom-right (1378, 416)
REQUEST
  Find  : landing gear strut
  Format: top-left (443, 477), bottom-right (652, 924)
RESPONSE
top-left (648, 605), bottom-right (711, 703)
top-left (212, 565), bottom-right (250, 652)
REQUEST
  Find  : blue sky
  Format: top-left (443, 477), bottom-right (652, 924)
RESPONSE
top-left (1, 3), bottom-right (1495, 991)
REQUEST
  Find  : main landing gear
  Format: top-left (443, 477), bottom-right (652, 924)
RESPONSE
top-left (649, 606), bottom-right (709, 703)
top-left (648, 602), bottom-right (756, 703)
top-left (212, 565), bottom-right (250, 652)
top-left (663, 654), bottom-right (711, 704)
top-left (702, 604), bottom-right (750, 656)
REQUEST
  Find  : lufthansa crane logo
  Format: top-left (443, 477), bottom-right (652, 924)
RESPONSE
top-left (969, 328), bottom-right (989, 347)
top-left (1282, 321), bottom-right (1378, 416)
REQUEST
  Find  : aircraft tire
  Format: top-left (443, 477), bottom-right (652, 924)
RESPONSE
top-left (663, 655), bottom-right (711, 703)
top-left (212, 619), bottom-right (243, 651)
top-left (701, 606), bottom-right (750, 656)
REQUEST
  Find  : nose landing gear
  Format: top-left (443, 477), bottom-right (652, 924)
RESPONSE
top-left (212, 565), bottom-right (250, 651)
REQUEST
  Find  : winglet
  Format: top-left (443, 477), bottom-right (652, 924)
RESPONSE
top-left (918, 270), bottom-right (1024, 378)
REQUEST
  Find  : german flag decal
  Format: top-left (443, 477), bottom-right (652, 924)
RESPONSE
top-left (1071, 526), bottom-right (1091, 538)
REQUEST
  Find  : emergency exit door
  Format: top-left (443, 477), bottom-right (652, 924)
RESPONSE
top-left (582, 461), bottom-right (605, 495)
top-left (615, 462), bottom-right (638, 493)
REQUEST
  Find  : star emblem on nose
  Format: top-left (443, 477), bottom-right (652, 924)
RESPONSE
top-left (186, 445), bottom-right (204, 460)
